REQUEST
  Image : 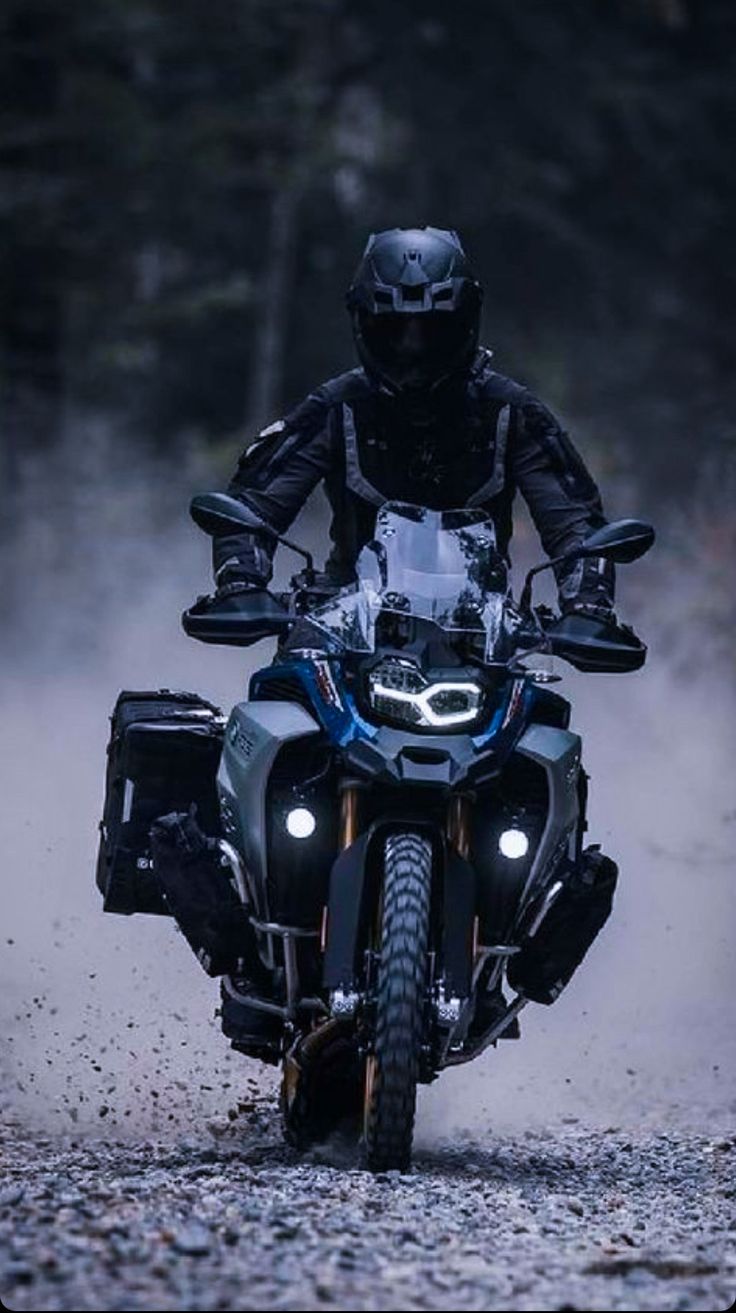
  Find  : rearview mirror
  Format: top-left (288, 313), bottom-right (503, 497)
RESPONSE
top-left (190, 493), bottom-right (277, 538)
top-left (519, 516), bottom-right (655, 613)
top-left (189, 491), bottom-right (316, 582)
top-left (573, 519), bottom-right (655, 565)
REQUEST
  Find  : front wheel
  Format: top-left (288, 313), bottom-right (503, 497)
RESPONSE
top-left (364, 830), bottom-right (432, 1172)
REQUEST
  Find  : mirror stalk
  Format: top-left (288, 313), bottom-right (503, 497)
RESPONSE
top-left (519, 518), bottom-right (654, 612)
top-left (278, 536), bottom-right (315, 584)
top-left (519, 554), bottom-right (568, 615)
top-left (190, 493), bottom-right (315, 583)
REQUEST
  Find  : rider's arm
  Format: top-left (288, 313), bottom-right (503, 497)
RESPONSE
top-left (510, 394), bottom-right (615, 613)
top-left (213, 389), bottom-right (334, 587)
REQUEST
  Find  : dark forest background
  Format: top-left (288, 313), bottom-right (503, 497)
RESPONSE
top-left (1, 0), bottom-right (734, 654)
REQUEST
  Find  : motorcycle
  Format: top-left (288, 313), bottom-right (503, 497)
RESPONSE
top-left (97, 493), bottom-right (653, 1171)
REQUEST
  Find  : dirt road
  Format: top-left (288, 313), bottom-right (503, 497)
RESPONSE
top-left (1, 1100), bottom-right (734, 1312)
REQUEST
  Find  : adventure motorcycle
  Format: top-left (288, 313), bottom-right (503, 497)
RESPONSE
top-left (96, 494), bottom-right (653, 1170)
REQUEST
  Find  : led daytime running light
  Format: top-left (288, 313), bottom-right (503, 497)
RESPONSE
top-left (370, 679), bottom-right (481, 727)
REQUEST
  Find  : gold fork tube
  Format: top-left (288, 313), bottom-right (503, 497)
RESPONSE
top-left (447, 793), bottom-right (471, 860)
top-left (339, 782), bottom-right (360, 849)
top-left (321, 783), bottom-right (361, 953)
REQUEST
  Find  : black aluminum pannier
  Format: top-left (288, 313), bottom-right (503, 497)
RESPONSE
top-left (96, 689), bottom-right (225, 915)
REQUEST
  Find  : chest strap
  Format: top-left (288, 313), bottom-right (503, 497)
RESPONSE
top-left (465, 403), bottom-right (511, 506)
top-left (342, 403), bottom-right (386, 508)
top-left (342, 399), bottom-right (512, 509)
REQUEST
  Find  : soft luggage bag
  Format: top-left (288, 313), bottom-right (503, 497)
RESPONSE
top-left (149, 808), bottom-right (260, 976)
top-left (507, 846), bottom-right (618, 1004)
top-left (96, 689), bottom-right (225, 915)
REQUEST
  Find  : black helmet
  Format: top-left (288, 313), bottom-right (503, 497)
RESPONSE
top-left (346, 226), bottom-right (483, 396)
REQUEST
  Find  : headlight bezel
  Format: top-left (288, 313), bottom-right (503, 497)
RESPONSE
top-left (361, 655), bottom-right (490, 733)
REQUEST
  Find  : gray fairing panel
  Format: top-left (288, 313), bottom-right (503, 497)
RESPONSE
top-left (515, 723), bottom-right (582, 909)
top-left (217, 700), bottom-right (320, 920)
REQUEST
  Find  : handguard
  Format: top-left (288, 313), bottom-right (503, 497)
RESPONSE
top-left (546, 611), bottom-right (646, 673)
top-left (182, 588), bottom-right (290, 647)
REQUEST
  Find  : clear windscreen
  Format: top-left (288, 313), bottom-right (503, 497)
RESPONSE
top-left (293, 502), bottom-right (517, 660)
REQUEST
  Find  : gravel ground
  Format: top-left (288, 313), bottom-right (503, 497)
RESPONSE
top-left (1, 1100), bottom-right (734, 1312)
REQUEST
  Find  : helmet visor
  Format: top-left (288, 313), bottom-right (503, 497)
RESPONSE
top-left (359, 310), bottom-right (472, 390)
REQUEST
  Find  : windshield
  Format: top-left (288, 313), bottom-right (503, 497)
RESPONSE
top-left (292, 502), bottom-right (517, 661)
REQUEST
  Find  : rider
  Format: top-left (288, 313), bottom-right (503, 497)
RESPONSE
top-left (212, 226), bottom-right (615, 621)
top-left (207, 226), bottom-right (618, 1058)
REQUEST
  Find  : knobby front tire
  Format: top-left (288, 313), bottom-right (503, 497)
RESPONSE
top-left (364, 830), bottom-right (432, 1173)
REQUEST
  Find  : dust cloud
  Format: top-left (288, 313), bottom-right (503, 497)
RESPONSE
top-left (0, 431), bottom-right (285, 1138)
top-left (1, 432), bottom-right (734, 1143)
top-left (420, 663), bottom-right (736, 1142)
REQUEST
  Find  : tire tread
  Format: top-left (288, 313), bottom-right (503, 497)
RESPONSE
top-left (365, 830), bottom-right (432, 1172)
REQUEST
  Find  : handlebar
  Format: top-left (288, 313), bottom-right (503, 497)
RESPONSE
top-left (183, 586), bottom-right (645, 672)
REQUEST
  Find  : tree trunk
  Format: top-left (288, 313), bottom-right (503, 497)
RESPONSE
top-left (1, 2), bottom-right (65, 521)
top-left (245, 182), bottom-right (301, 432)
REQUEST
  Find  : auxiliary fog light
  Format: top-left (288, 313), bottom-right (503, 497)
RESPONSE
top-left (285, 807), bottom-right (316, 839)
top-left (499, 827), bottom-right (529, 860)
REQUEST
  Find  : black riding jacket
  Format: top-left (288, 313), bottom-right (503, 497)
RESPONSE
top-left (213, 349), bottom-right (615, 611)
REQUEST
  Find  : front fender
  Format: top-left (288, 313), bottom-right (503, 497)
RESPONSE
top-left (322, 820), bottom-right (476, 1001)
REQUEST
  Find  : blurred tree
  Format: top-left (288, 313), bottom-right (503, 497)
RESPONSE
top-left (0, 1), bottom-right (65, 505)
top-left (0, 0), bottom-right (733, 507)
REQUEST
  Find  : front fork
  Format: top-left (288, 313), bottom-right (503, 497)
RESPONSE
top-left (442, 791), bottom-right (478, 992)
top-left (325, 788), bottom-right (476, 990)
top-left (322, 787), bottom-right (495, 1054)
top-left (441, 789), bottom-right (536, 1063)
top-left (447, 792), bottom-right (473, 932)
top-left (447, 793), bottom-right (472, 859)
top-left (320, 779), bottom-right (362, 955)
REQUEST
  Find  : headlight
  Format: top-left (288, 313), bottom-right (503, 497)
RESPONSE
top-left (367, 658), bottom-right (484, 730)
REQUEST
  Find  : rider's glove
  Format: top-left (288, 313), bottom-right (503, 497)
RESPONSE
top-left (213, 534), bottom-right (273, 591)
top-left (206, 559), bottom-right (267, 614)
top-left (215, 578), bottom-right (263, 600)
top-left (560, 598), bottom-right (616, 623)
top-left (212, 581), bottom-right (266, 614)
top-left (558, 549), bottom-right (615, 619)
top-left (213, 555), bottom-right (267, 606)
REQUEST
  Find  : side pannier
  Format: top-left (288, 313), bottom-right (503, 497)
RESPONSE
top-left (96, 689), bottom-right (225, 915)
